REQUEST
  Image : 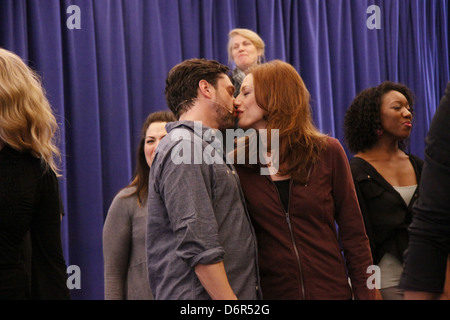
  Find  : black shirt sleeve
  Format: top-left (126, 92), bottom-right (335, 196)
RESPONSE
top-left (30, 169), bottom-right (70, 299)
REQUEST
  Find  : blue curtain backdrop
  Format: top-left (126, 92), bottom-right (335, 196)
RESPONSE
top-left (0, 0), bottom-right (448, 300)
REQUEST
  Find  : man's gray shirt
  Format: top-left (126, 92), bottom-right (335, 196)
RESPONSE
top-left (146, 121), bottom-right (261, 300)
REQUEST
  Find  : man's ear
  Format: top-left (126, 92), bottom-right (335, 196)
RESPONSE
top-left (199, 79), bottom-right (212, 98)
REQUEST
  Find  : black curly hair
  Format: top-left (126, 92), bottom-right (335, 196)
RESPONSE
top-left (344, 81), bottom-right (415, 154)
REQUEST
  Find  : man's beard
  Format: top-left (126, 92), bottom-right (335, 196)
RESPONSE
top-left (212, 100), bottom-right (235, 131)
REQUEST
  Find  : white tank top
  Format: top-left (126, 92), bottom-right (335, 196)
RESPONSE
top-left (378, 184), bottom-right (417, 289)
top-left (393, 185), bottom-right (417, 206)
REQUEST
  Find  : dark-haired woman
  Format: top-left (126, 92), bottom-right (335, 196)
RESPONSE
top-left (344, 81), bottom-right (423, 300)
top-left (103, 111), bottom-right (176, 300)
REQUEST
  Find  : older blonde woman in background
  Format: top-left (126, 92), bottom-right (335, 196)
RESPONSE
top-left (0, 47), bottom-right (70, 299)
top-left (227, 28), bottom-right (265, 96)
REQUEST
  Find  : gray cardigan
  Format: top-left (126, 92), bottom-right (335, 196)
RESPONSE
top-left (103, 187), bottom-right (153, 300)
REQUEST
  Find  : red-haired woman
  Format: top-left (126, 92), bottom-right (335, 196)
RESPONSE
top-left (233, 60), bottom-right (375, 300)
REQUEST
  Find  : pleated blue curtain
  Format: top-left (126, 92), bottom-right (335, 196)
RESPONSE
top-left (0, 0), bottom-right (448, 299)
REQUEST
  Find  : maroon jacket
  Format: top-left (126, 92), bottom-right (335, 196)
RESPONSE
top-left (235, 137), bottom-right (375, 300)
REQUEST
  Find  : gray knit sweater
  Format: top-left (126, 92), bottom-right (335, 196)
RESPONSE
top-left (103, 187), bottom-right (153, 300)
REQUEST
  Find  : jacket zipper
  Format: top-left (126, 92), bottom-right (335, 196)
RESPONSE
top-left (270, 178), bottom-right (306, 299)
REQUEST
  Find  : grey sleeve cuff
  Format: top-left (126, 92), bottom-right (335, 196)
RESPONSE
top-left (184, 247), bottom-right (225, 268)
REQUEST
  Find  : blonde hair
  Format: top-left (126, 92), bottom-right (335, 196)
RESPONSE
top-left (0, 48), bottom-right (61, 175)
top-left (227, 28), bottom-right (265, 65)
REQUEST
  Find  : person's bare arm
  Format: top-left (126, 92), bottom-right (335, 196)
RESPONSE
top-left (194, 261), bottom-right (238, 300)
top-left (404, 291), bottom-right (440, 300)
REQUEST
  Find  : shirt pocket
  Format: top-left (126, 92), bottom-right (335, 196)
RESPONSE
top-left (356, 174), bottom-right (385, 199)
top-left (212, 163), bottom-right (237, 198)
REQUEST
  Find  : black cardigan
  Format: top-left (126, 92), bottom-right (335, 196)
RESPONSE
top-left (350, 154), bottom-right (423, 264)
top-left (0, 145), bottom-right (70, 299)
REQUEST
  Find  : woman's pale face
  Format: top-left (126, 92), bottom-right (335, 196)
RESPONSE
top-left (234, 74), bottom-right (267, 130)
top-left (379, 90), bottom-right (413, 140)
top-left (230, 34), bottom-right (261, 73)
top-left (144, 122), bottom-right (168, 167)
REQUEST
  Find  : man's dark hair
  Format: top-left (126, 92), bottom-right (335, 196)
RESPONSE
top-left (344, 81), bottom-right (415, 154)
top-left (165, 58), bottom-right (230, 119)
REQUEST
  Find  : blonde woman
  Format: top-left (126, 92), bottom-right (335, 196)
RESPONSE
top-left (0, 48), bottom-right (69, 299)
top-left (227, 28), bottom-right (265, 96)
